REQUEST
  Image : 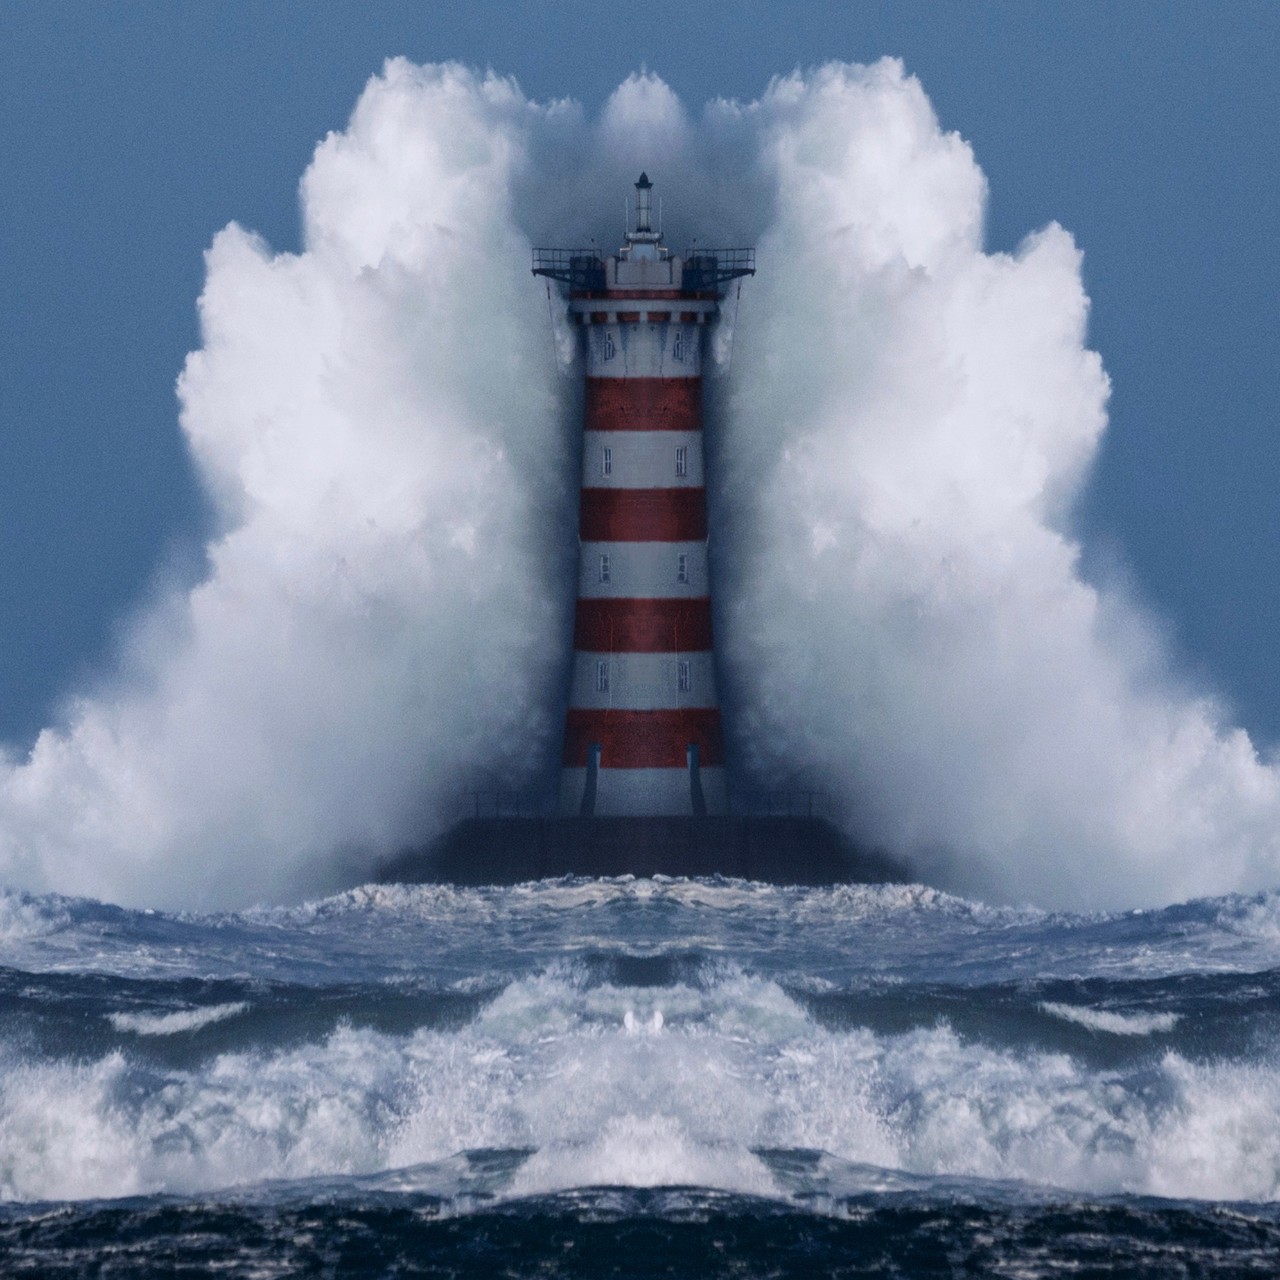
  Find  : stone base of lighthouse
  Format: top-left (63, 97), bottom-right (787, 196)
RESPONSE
top-left (559, 766), bottom-right (727, 817)
top-left (379, 814), bottom-right (909, 888)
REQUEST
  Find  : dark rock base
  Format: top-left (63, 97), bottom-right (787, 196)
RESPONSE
top-left (377, 815), bottom-right (906, 887)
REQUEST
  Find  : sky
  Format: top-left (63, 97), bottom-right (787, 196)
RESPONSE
top-left (2, 0), bottom-right (1279, 758)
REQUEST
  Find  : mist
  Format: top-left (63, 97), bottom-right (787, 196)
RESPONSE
top-left (2, 59), bottom-right (1278, 910)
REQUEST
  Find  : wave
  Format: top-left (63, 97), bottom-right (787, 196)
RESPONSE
top-left (107, 1001), bottom-right (248, 1036)
top-left (8, 880), bottom-right (1280, 988)
top-left (2, 63), bottom-right (1280, 912)
top-left (0, 889), bottom-right (74, 943)
top-left (1038, 1001), bottom-right (1180, 1035)
top-left (3, 961), bottom-right (1280, 1205)
top-left (3, 1182), bottom-right (1279, 1280)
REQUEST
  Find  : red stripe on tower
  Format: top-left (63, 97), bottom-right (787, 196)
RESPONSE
top-left (578, 488), bottom-right (707, 542)
top-left (584, 378), bottom-right (702, 432)
top-left (563, 708), bottom-right (725, 768)
top-left (573, 598), bottom-right (715, 654)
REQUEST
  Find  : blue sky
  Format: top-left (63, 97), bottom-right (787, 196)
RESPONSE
top-left (2, 0), bottom-right (1278, 750)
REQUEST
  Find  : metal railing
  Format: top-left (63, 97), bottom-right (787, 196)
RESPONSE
top-left (534, 246), bottom-right (755, 296)
top-left (682, 248), bottom-right (756, 293)
top-left (531, 248), bottom-right (605, 290)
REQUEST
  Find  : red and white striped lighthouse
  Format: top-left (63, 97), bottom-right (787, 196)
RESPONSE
top-left (535, 176), bottom-right (754, 817)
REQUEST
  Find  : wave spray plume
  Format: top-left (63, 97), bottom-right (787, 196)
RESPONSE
top-left (1, 61), bottom-right (1278, 910)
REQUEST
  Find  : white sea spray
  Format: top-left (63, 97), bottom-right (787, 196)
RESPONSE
top-left (3, 950), bottom-right (1279, 1205)
top-left (0, 63), bottom-right (1279, 909)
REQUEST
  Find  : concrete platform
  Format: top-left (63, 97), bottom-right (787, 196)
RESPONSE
top-left (377, 815), bottom-right (906, 887)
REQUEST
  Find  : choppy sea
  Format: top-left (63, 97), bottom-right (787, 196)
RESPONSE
top-left (2, 875), bottom-right (1280, 1276)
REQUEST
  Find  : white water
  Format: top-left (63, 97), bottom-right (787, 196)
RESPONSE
top-left (3, 958), bottom-right (1280, 1206)
top-left (107, 1002), bottom-right (248, 1036)
top-left (0, 63), bottom-right (1279, 912)
top-left (1040, 1002), bottom-right (1181, 1036)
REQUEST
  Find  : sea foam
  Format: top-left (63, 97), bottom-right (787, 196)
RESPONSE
top-left (2, 63), bottom-right (1280, 911)
top-left (4, 958), bottom-right (1280, 1206)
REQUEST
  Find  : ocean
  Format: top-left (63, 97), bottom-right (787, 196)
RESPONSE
top-left (2, 875), bottom-right (1279, 1276)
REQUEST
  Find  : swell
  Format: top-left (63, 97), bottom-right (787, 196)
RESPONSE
top-left (6, 881), bottom-right (1280, 986)
top-left (0, 966), bottom-right (497, 1068)
top-left (5, 953), bottom-right (1280, 1204)
top-left (5, 880), bottom-right (1280, 1208)
top-left (792, 969), bottom-right (1280, 1068)
top-left (2, 1185), bottom-right (1279, 1279)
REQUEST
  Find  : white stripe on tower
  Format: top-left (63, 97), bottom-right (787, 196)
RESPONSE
top-left (577, 542), bottom-right (710, 598)
top-left (582, 431), bottom-right (705, 488)
top-left (568, 652), bottom-right (719, 710)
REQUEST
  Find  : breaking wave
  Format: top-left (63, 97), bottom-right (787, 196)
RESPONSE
top-left (3, 878), bottom-right (1280, 1208)
top-left (0, 60), bottom-right (1279, 913)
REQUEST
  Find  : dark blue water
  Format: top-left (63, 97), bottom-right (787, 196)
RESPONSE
top-left (2, 877), bottom-right (1280, 1275)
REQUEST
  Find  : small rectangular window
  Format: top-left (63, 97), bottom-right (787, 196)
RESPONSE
top-left (675, 445), bottom-right (688, 478)
top-left (601, 446), bottom-right (612, 477)
top-left (677, 552), bottom-right (689, 584)
top-left (596, 660), bottom-right (610, 693)
top-left (673, 330), bottom-right (685, 362)
top-left (678, 660), bottom-right (691, 693)
top-left (604, 332), bottom-right (616, 360)
top-left (599, 553), bottom-right (610, 584)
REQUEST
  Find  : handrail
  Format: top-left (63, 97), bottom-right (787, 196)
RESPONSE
top-left (531, 248), bottom-right (605, 290)
top-left (534, 246), bottom-right (755, 296)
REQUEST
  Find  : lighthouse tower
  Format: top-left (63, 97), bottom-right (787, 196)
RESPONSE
top-left (534, 176), bottom-right (755, 817)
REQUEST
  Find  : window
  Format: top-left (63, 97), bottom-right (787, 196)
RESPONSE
top-left (601, 446), bottom-right (612, 477)
top-left (596, 660), bottom-right (610, 693)
top-left (677, 553), bottom-right (689, 585)
top-left (673, 329), bottom-right (685, 362)
top-left (599, 553), bottom-right (610, 584)
top-left (604, 331), bottom-right (616, 361)
top-left (678, 660), bottom-right (691, 693)
top-left (675, 445), bottom-right (688, 478)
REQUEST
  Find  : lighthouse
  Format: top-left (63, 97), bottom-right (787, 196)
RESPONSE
top-left (534, 175), bottom-right (755, 817)
top-left (380, 177), bottom-right (899, 884)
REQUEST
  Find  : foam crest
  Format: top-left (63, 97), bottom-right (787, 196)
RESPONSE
top-left (0, 1026), bottom-right (463, 1202)
top-left (1039, 1002), bottom-right (1180, 1035)
top-left (0, 888), bottom-right (72, 943)
top-left (108, 1001), bottom-right (248, 1036)
top-left (5, 959), bottom-right (1280, 1206)
top-left (869, 1028), bottom-right (1280, 1201)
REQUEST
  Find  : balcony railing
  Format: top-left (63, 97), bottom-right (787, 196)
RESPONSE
top-left (681, 248), bottom-right (756, 292)
top-left (531, 248), bottom-right (605, 291)
top-left (533, 246), bottom-right (755, 296)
